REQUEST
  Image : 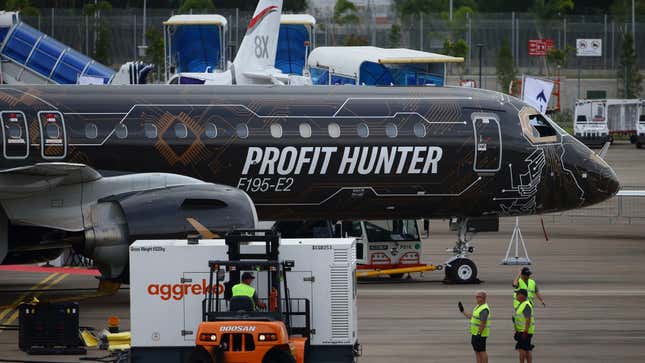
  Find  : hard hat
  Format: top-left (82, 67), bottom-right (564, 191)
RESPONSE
top-left (521, 267), bottom-right (533, 276)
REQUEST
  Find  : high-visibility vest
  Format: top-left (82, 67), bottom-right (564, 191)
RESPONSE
top-left (514, 301), bottom-right (535, 334)
top-left (513, 278), bottom-right (537, 308)
top-left (232, 283), bottom-right (255, 299)
top-left (469, 303), bottom-right (491, 337)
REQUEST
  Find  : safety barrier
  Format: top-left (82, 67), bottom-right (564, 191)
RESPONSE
top-left (542, 192), bottom-right (645, 225)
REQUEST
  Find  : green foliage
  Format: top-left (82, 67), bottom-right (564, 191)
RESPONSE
top-left (617, 32), bottom-right (643, 98)
top-left (344, 34), bottom-right (368, 46)
top-left (5, 0), bottom-right (39, 16)
top-left (496, 39), bottom-right (517, 93)
top-left (530, 0), bottom-right (574, 20)
top-left (179, 0), bottom-right (215, 13)
top-left (442, 38), bottom-right (468, 77)
top-left (610, 0), bottom-right (645, 20)
top-left (144, 26), bottom-right (165, 81)
top-left (83, 1), bottom-right (112, 16)
top-left (94, 21), bottom-right (111, 65)
top-left (334, 0), bottom-right (359, 25)
top-left (394, 0), bottom-right (477, 17)
top-left (388, 24), bottom-right (401, 48)
top-left (546, 46), bottom-right (573, 72)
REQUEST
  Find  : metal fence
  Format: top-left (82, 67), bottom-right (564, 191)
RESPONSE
top-left (543, 193), bottom-right (645, 225)
top-left (17, 8), bottom-right (645, 73)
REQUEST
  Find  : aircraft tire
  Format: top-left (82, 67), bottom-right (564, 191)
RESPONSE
top-left (186, 346), bottom-right (214, 363)
top-left (263, 348), bottom-right (296, 363)
top-left (446, 258), bottom-right (478, 284)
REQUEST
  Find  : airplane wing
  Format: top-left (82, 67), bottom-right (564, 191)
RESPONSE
top-left (243, 71), bottom-right (287, 85)
top-left (0, 163), bottom-right (101, 199)
top-left (617, 190), bottom-right (645, 196)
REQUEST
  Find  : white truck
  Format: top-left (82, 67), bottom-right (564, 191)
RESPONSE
top-left (574, 99), bottom-right (641, 147)
top-left (129, 237), bottom-right (358, 363)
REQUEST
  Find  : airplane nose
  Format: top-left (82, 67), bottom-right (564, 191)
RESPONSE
top-left (583, 156), bottom-right (620, 206)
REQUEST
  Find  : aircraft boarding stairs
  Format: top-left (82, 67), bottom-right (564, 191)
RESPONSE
top-left (0, 22), bottom-right (115, 85)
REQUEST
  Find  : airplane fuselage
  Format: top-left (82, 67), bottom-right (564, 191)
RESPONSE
top-left (0, 85), bottom-right (619, 220)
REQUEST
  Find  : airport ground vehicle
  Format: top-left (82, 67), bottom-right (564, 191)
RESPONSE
top-left (637, 102), bottom-right (645, 149)
top-left (129, 235), bottom-right (359, 363)
top-left (192, 230), bottom-right (309, 363)
top-left (272, 219), bottom-right (479, 283)
top-left (574, 99), bottom-right (641, 147)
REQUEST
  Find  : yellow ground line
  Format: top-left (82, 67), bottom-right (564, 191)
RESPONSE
top-left (0, 273), bottom-right (69, 329)
top-left (0, 273), bottom-right (60, 321)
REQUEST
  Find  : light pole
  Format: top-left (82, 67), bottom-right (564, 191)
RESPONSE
top-left (450, 0), bottom-right (453, 21)
top-left (477, 44), bottom-right (483, 88)
top-left (633, 0), bottom-right (636, 49)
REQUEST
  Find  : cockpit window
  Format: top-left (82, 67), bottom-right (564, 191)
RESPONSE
top-left (519, 107), bottom-right (559, 143)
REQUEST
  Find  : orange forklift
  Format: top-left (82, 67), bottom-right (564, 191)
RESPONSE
top-left (188, 230), bottom-right (311, 363)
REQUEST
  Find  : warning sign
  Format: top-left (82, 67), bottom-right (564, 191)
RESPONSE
top-left (528, 39), bottom-right (554, 56)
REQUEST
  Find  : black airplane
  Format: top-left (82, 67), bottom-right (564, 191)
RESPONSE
top-left (0, 85), bottom-right (619, 281)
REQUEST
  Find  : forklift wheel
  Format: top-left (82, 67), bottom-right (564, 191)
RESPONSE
top-left (187, 347), bottom-right (214, 363)
top-left (263, 348), bottom-right (296, 363)
top-left (445, 258), bottom-right (478, 284)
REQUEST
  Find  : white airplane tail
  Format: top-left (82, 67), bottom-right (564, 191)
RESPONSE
top-left (233, 0), bottom-right (283, 84)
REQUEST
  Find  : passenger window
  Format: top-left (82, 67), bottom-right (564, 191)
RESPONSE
top-left (270, 123), bottom-right (282, 138)
top-left (413, 122), bottom-right (426, 138)
top-left (385, 123), bottom-right (398, 138)
top-left (144, 123), bottom-right (157, 139)
top-left (328, 122), bottom-right (341, 138)
top-left (357, 123), bottom-right (369, 138)
top-left (299, 123), bottom-right (312, 138)
top-left (115, 124), bottom-right (128, 139)
top-left (205, 123), bottom-right (217, 138)
top-left (45, 123), bottom-right (60, 139)
top-left (236, 123), bottom-right (249, 139)
top-left (519, 107), bottom-right (558, 143)
top-left (174, 123), bottom-right (188, 139)
top-left (85, 123), bottom-right (98, 139)
top-left (8, 124), bottom-right (21, 139)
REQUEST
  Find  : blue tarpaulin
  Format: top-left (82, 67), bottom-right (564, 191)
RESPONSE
top-left (172, 25), bottom-right (222, 73)
top-left (275, 24), bottom-right (310, 75)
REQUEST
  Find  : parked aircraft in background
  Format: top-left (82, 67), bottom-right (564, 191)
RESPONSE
top-left (167, 0), bottom-right (310, 86)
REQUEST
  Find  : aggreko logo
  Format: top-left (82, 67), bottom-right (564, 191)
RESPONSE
top-left (147, 279), bottom-right (225, 301)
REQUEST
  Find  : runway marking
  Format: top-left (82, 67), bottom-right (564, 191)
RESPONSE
top-left (0, 273), bottom-right (69, 333)
top-left (0, 273), bottom-right (59, 321)
top-left (358, 288), bottom-right (645, 297)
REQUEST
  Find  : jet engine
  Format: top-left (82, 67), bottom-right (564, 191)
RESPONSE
top-left (0, 171), bottom-right (257, 282)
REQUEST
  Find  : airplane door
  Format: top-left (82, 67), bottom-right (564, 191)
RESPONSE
top-left (37, 111), bottom-right (67, 159)
top-left (472, 114), bottom-right (502, 173)
top-left (1, 111), bottom-right (29, 159)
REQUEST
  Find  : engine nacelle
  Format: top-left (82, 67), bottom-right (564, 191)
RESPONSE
top-left (83, 183), bottom-right (257, 281)
top-left (83, 201), bottom-right (129, 279)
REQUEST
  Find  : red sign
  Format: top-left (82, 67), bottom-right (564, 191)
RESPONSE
top-left (528, 39), bottom-right (554, 56)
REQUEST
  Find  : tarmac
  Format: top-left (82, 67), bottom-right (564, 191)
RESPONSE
top-left (0, 142), bottom-right (643, 362)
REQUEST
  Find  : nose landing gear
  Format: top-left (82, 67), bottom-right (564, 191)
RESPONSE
top-left (444, 218), bottom-right (481, 284)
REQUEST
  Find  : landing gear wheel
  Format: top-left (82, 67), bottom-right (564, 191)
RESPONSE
top-left (445, 258), bottom-right (478, 284)
top-left (186, 347), bottom-right (214, 363)
top-left (263, 348), bottom-right (296, 363)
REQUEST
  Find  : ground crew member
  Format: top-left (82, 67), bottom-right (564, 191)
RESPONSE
top-left (513, 267), bottom-right (546, 309)
top-left (232, 272), bottom-right (266, 310)
top-left (513, 289), bottom-right (535, 363)
top-left (459, 290), bottom-right (490, 363)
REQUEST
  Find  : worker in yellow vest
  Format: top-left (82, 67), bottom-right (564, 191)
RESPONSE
top-left (232, 272), bottom-right (266, 310)
top-left (459, 290), bottom-right (490, 363)
top-left (513, 267), bottom-right (546, 309)
top-left (513, 289), bottom-right (535, 363)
